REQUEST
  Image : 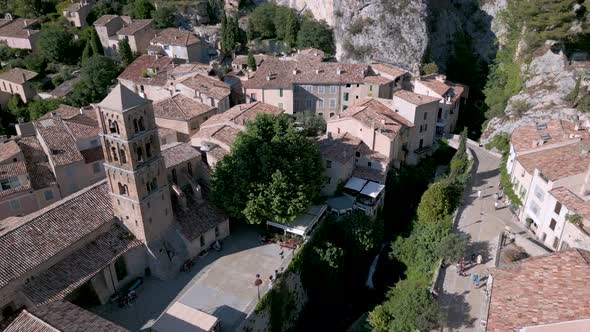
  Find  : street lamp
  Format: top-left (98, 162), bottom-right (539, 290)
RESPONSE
top-left (254, 274), bottom-right (263, 300)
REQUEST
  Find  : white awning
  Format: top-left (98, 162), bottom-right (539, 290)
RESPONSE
top-left (267, 204), bottom-right (327, 237)
top-left (344, 177), bottom-right (368, 192)
top-left (152, 301), bottom-right (218, 332)
top-left (360, 181), bottom-right (385, 198)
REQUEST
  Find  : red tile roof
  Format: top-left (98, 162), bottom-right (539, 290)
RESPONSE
top-left (118, 54), bottom-right (174, 87)
top-left (0, 67), bottom-right (37, 84)
top-left (153, 94), bottom-right (215, 121)
top-left (549, 187), bottom-right (590, 231)
top-left (21, 224), bottom-right (141, 306)
top-left (38, 104), bottom-right (80, 120)
top-left (370, 63), bottom-right (408, 78)
top-left (179, 74), bottom-right (231, 100)
top-left (516, 142), bottom-right (590, 181)
top-left (34, 117), bottom-right (84, 166)
top-left (0, 140), bottom-right (21, 163)
top-left (511, 119), bottom-right (589, 153)
top-left (394, 90), bottom-right (441, 106)
top-left (416, 74), bottom-right (467, 102)
top-left (200, 102), bottom-right (285, 129)
top-left (161, 142), bottom-right (200, 169)
top-left (0, 181), bottom-right (114, 288)
top-left (17, 136), bottom-right (56, 190)
top-left (117, 19), bottom-right (152, 35)
top-left (0, 18), bottom-right (39, 39)
top-left (337, 98), bottom-right (413, 139)
top-left (487, 249), bottom-right (590, 331)
top-left (319, 133), bottom-right (361, 164)
top-left (152, 28), bottom-right (200, 46)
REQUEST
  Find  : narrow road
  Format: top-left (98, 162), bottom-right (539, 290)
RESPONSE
top-left (438, 143), bottom-right (525, 332)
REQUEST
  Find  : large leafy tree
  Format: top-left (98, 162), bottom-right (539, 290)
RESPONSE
top-left (248, 3), bottom-right (277, 39)
top-left (416, 181), bottom-right (456, 224)
top-left (68, 55), bottom-right (120, 106)
top-left (296, 16), bottom-right (335, 54)
top-left (131, 0), bottom-right (154, 19)
top-left (152, 5), bottom-right (175, 28)
top-left (210, 114), bottom-right (324, 224)
top-left (37, 26), bottom-right (74, 64)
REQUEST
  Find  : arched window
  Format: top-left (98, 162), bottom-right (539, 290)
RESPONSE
top-left (118, 182), bottom-right (127, 195)
top-left (151, 179), bottom-right (157, 190)
top-left (136, 145), bottom-right (144, 162)
top-left (138, 117), bottom-right (145, 131)
top-left (146, 182), bottom-right (151, 193)
top-left (112, 121), bottom-right (120, 134)
top-left (172, 168), bottom-right (177, 184)
top-left (111, 147), bottom-right (118, 161)
top-left (108, 119), bottom-right (117, 134)
top-left (145, 142), bottom-right (152, 159)
top-left (119, 148), bottom-right (127, 164)
top-left (187, 162), bottom-right (193, 176)
top-left (133, 119), bottom-right (139, 133)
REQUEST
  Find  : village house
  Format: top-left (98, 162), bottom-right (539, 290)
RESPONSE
top-left (505, 120), bottom-right (590, 250)
top-left (191, 101), bottom-right (284, 168)
top-left (0, 84), bottom-right (229, 326)
top-left (412, 74), bottom-right (468, 135)
top-left (152, 93), bottom-right (217, 142)
top-left (94, 15), bottom-right (155, 56)
top-left (484, 249), bottom-right (590, 331)
top-left (63, 0), bottom-right (94, 28)
top-left (0, 16), bottom-right (40, 50)
top-left (148, 28), bottom-right (210, 63)
top-left (242, 55), bottom-right (408, 119)
top-left (175, 73), bottom-right (231, 113)
top-left (118, 54), bottom-right (176, 100)
top-left (0, 68), bottom-right (38, 106)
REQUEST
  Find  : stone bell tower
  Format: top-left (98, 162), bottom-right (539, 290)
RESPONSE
top-left (96, 84), bottom-right (180, 278)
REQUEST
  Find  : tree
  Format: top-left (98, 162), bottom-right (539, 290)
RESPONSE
top-left (450, 127), bottom-right (469, 178)
top-left (23, 53), bottom-right (47, 73)
top-left (338, 211), bottom-right (382, 257)
top-left (247, 50), bottom-right (256, 71)
top-left (416, 181), bottom-right (456, 224)
top-left (27, 98), bottom-right (62, 120)
top-left (368, 279), bottom-right (442, 332)
top-left (210, 114), bottom-right (324, 224)
top-left (131, 0), bottom-right (154, 19)
top-left (221, 13), bottom-right (239, 55)
top-left (422, 62), bottom-right (439, 75)
top-left (296, 16), bottom-right (335, 54)
top-left (38, 26), bottom-right (74, 64)
top-left (314, 242), bottom-right (344, 270)
top-left (293, 111), bottom-right (326, 136)
top-left (437, 233), bottom-right (469, 264)
top-left (69, 55), bottom-right (120, 106)
top-left (152, 5), bottom-right (175, 28)
top-left (118, 38), bottom-right (134, 67)
top-left (11, 0), bottom-right (55, 18)
top-left (248, 3), bottom-right (277, 39)
top-left (284, 9), bottom-right (299, 48)
top-left (89, 28), bottom-right (104, 56)
top-left (81, 41), bottom-right (94, 63)
top-left (7, 95), bottom-right (26, 120)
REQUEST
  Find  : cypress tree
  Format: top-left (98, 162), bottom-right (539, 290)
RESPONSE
top-left (89, 28), bottom-right (103, 56)
top-left (247, 50), bottom-right (256, 71)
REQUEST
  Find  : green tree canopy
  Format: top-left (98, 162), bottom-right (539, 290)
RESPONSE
top-left (437, 233), bottom-right (469, 264)
top-left (296, 16), bottom-right (335, 54)
top-left (118, 38), bottom-right (134, 67)
top-left (221, 13), bottom-right (240, 55)
top-left (416, 181), bottom-right (456, 224)
top-left (37, 26), bottom-right (74, 64)
top-left (248, 3), bottom-right (277, 39)
top-left (129, 0), bottom-right (154, 19)
top-left (368, 279), bottom-right (442, 332)
top-left (23, 52), bottom-right (47, 73)
top-left (422, 62), bottom-right (439, 75)
top-left (27, 98), bottom-right (62, 120)
top-left (210, 114), bottom-right (324, 224)
top-left (152, 5), bottom-right (175, 28)
top-left (68, 55), bottom-right (120, 106)
top-left (247, 50), bottom-right (256, 71)
top-left (293, 111), bottom-right (326, 137)
top-left (338, 211), bottom-right (383, 257)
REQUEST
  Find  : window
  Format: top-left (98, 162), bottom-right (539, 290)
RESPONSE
top-left (317, 99), bottom-right (324, 109)
top-left (423, 112), bottom-right (427, 120)
top-left (44, 190), bottom-right (54, 201)
top-left (549, 219), bottom-right (557, 231)
top-left (215, 226), bottom-right (220, 237)
top-left (355, 151), bottom-right (360, 157)
top-left (419, 125), bottom-right (423, 133)
top-left (329, 112), bottom-right (334, 117)
top-left (172, 168), bottom-right (178, 184)
top-left (250, 93), bottom-right (257, 101)
top-left (0, 177), bottom-right (20, 190)
top-left (438, 108), bottom-right (442, 119)
top-left (93, 162), bottom-right (101, 174)
top-left (424, 124), bottom-right (428, 131)
top-left (326, 177), bottom-right (331, 184)
top-left (279, 89), bottom-right (283, 97)
top-left (329, 99), bottom-right (336, 108)
top-left (552, 237), bottom-right (559, 249)
top-left (305, 99), bottom-right (312, 110)
top-left (318, 86), bottom-right (325, 94)
top-left (278, 102), bottom-right (283, 109)
top-left (368, 161), bottom-right (372, 167)
top-left (419, 139), bottom-right (424, 149)
top-left (119, 149), bottom-right (127, 164)
top-left (534, 185), bottom-right (544, 201)
top-left (326, 160), bottom-right (332, 169)
top-left (330, 86), bottom-right (337, 94)
top-left (530, 202), bottom-right (540, 216)
top-left (344, 92), bottom-right (349, 101)
top-left (9, 199), bottom-right (20, 211)
top-left (554, 202), bottom-right (562, 215)
top-left (345, 84), bottom-right (351, 88)
top-left (541, 232), bottom-right (547, 241)
top-left (187, 162), bottom-right (193, 176)
top-left (369, 85), bottom-right (373, 91)
top-left (356, 84), bottom-right (360, 88)
top-left (318, 112), bottom-right (323, 117)
top-left (114, 256), bottom-right (128, 281)
top-left (200, 235), bottom-right (205, 247)
top-left (343, 105), bottom-right (348, 110)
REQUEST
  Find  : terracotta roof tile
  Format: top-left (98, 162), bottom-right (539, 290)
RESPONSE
top-left (80, 146), bottom-right (104, 164)
top-left (352, 167), bottom-right (386, 183)
top-left (370, 63), bottom-right (408, 78)
top-left (0, 161), bottom-right (30, 198)
top-left (179, 74), bottom-right (231, 100)
top-left (549, 187), bottom-right (590, 234)
top-left (511, 120), bottom-right (589, 153)
top-left (175, 199), bottom-right (226, 241)
top-left (319, 133), bottom-right (361, 164)
top-left (34, 117), bottom-right (84, 166)
top-left (337, 98), bottom-right (412, 139)
top-left (64, 114), bottom-right (100, 139)
top-left (200, 102), bottom-right (284, 129)
top-left (0, 140), bottom-right (21, 163)
top-left (0, 181), bottom-right (113, 288)
top-left (417, 74), bottom-right (467, 102)
top-left (21, 224), bottom-right (141, 306)
top-left (0, 19), bottom-right (39, 39)
top-left (117, 19), bottom-right (152, 35)
top-left (487, 249), bottom-right (590, 331)
top-left (93, 15), bottom-right (119, 26)
top-left (0, 67), bottom-right (37, 84)
top-left (151, 28), bottom-right (200, 46)
top-left (118, 54), bottom-right (174, 87)
top-left (394, 90), bottom-right (441, 106)
top-left (363, 75), bottom-right (393, 84)
top-left (153, 94), bottom-right (215, 121)
top-left (161, 142), bottom-right (200, 169)
top-left (517, 142), bottom-right (590, 181)
top-left (5, 301), bottom-right (128, 332)
top-left (38, 104), bottom-right (80, 120)
top-left (17, 136), bottom-right (56, 190)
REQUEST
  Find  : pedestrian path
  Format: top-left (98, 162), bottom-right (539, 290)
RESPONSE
top-left (438, 144), bottom-right (526, 332)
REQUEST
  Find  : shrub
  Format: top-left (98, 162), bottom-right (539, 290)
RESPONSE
top-left (421, 62), bottom-right (438, 75)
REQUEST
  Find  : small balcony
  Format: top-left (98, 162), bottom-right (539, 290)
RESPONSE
top-left (414, 146), bottom-right (432, 155)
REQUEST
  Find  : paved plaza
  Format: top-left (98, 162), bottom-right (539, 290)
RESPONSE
top-left (438, 143), bottom-right (527, 332)
top-left (93, 225), bottom-right (290, 331)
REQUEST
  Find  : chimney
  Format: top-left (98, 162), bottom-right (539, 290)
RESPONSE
top-left (21, 73), bottom-right (26, 82)
top-left (79, 107), bottom-right (84, 114)
top-left (266, 74), bottom-right (271, 81)
top-left (336, 68), bottom-right (342, 75)
top-left (292, 68), bottom-right (298, 75)
top-left (23, 19), bottom-right (27, 26)
top-left (26, 30), bottom-right (30, 37)
top-left (436, 74), bottom-right (446, 82)
top-left (315, 69), bottom-right (320, 74)
top-left (380, 119), bottom-right (385, 126)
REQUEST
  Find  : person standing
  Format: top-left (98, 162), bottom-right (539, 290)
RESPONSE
top-left (473, 273), bottom-right (479, 287)
top-left (477, 190), bottom-right (482, 199)
top-left (477, 254), bottom-right (483, 265)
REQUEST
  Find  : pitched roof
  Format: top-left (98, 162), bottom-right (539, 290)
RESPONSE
top-left (416, 74), bottom-right (467, 102)
top-left (175, 198), bottom-right (227, 241)
top-left (63, 114), bottom-right (100, 139)
top-left (153, 94), bottom-right (215, 121)
top-left (200, 102), bottom-right (284, 129)
top-left (80, 146), bottom-right (104, 163)
top-left (98, 84), bottom-right (149, 112)
top-left (21, 224), bottom-right (141, 306)
top-left (50, 77), bottom-right (81, 98)
top-left (319, 133), bottom-right (361, 164)
top-left (0, 181), bottom-right (114, 288)
top-left (511, 119), bottom-right (589, 154)
top-left (34, 117), bottom-right (84, 166)
top-left (38, 104), bottom-right (80, 120)
top-left (0, 67), bottom-right (37, 84)
top-left (93, 15), bottom-right (119, 26)
top-left (5, 301), bottom-right (128, 332)
top-left (549, 187), bottom-right (590, 231)
top-left (118, 54), bottom-right (174, 87)
top-left (0, 140), bottom-right (21, 163)
top-left (363, 75), bottom-right (393, 84)
top-left (516, 141), bottom-right (590, 181)
top-left (17, 136), bottom-right (56, 190)
top-left (151, 28), bottom-right (200, 46)
top-left (487, 249), bottom-right (590, 331)
top-left (0, 18), bottom-right (39, 39)
top-left (117, 19), bottom-right (152, 35)
top-left (0, 161), bottom-right (30, 199)
top-left (370, 63), bottom-right (408, 79)
top-left (337, 98), bottom-right (413, 139)
top-left (394, 90), bottom-right (441, 106)
top-left (161, 142), bottom-right (200, 169)
top-left (179, 74), bottom-right (231, 100)
top-left (243, 58), bottom-right (371, 89)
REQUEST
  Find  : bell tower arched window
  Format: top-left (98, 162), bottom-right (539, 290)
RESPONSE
top-left (145, 142), bottom-right (152, 159)
top-left (139, 116), bottom-right (145, 131)
top-left (118, 182), bottom-right (127, 195)
top-left (187, 162), bottom-right (193, 176)
top-left (119, 148), bottom-right (127, 164)
top-left (111, 147), bottom-right (118, 161)
top-left (133, 119), bottom-right (139, 133)
top-left (136, 145), bottom-right (144, 162)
